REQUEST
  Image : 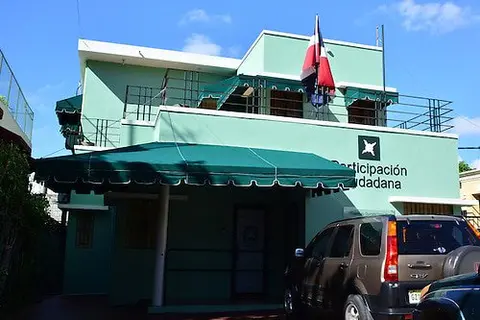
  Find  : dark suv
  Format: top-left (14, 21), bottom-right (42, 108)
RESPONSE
top-left (284, 214), bottom-right (480, 320)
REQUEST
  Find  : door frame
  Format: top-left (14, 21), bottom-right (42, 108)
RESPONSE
top-left (231, 204), bottom-right (268, 300)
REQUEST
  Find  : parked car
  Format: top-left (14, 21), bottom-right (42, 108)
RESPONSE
top-left (284, 214), bottom-right (480, 320)
top-left (413, 270), bottom-right (480, 319)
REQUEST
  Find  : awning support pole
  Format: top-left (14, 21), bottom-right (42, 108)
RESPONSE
top-left (152, 185), bottom-right (170, 307)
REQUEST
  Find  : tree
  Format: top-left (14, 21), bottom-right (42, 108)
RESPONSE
top-left (459, 160), bottom-right (473, 173)
top-left (0, 141), bottom-right (50, 310)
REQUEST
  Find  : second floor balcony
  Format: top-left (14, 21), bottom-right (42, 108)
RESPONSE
top-left (59, 72), bottom-right (455, 151)
top-left (0, 49), bottom-right (34, 147)
top-left (122, 74), bottom-right (453, 133)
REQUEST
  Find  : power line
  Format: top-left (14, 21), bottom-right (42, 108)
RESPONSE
top-left (459, 147), bottom-right (480, 150)
top-left (40, 147), bottom-right (67, 158)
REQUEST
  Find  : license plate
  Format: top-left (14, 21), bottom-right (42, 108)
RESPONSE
top-left (408, 290), bottom-right (421, 304)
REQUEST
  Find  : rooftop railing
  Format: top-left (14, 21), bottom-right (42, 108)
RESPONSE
top-left (123, 75), bottom-right (454, 133)
top-left (0, 49), bottom-right (34, 141)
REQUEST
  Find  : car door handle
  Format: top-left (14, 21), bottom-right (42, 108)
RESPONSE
top-left (340, 262), bottom-right (349, 269)
top-left (408, 263), bottom-right (432, 269)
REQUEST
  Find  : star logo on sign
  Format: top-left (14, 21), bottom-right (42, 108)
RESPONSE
top-left (362, 140), bottom-right (377, 156)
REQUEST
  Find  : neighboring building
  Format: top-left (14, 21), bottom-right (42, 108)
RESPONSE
top-left (0, 49), bottom-right (34, 153)
top-left (460, 169), bottom-right (480, 227)
top-left (29, 173), bottom-right (64, 222)
top-left (34, 30), bottom-right (473, 312)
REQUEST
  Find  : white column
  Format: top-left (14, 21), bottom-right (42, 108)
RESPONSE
top-left (152, 185), bottom-right (170, 307)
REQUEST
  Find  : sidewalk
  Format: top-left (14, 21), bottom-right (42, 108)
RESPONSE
top-left (5, 295), bottom-right (285, 320)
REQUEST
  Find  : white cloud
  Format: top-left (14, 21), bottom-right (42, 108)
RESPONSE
top-left (382, 0), bottom-right (480, 34)
top-left (179, 9), bottom-right (232, 25)
top-left (182, 34), bottom-right (222, 56)
top-left (459, 155), bottom-right (463, 162)
top-left (452, 116), bottom-right (480, 136)
top-left (471, 159), bottom-right (480, 169)
top-left (226, 46), bottom-right (242, 58)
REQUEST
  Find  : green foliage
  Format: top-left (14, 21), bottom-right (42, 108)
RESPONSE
top-left (0, 96), bottom-right (8, 107)
top-left (0, 140), bottom-right (58, 313)
top-left (459, 160), bottom-right (473, 173)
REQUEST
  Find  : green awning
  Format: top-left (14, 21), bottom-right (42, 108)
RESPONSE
top-left (344, 87), bottom-right (399, 106)
top-left (56, 94), bottom-right (83, 126)
top-left (56, 94), bottom-right (83, 114)
top-left (34, 142), bottom-right (356, 193)
top-left (198, 75), bottom-right (305, 110)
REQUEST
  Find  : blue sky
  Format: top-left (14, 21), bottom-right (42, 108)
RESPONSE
top-left (1, 0), bottom-right (480, 166)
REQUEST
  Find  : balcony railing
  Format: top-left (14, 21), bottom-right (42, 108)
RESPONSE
top-left (123, 75), bottom-right (454, 133)
top-left (80, 117), bottom-right (121, 148)
top-left (0, 49), bottom-right (34, 141)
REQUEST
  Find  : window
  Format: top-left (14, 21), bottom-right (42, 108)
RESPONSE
top-left (348, 100), bottom-right (377, 125)
top-left (76, 212), bottom-right (95, 248)
top-left (397, 220), bottom-right (480, 255)
top-left (311, 228), bottom-right (335, 259)
top-left (404, 203), bottom-right (453, 215)
top-left (270, 90), bottom-right (303, 118)
top-left (360, 222), bottom-right (383, 256)
top-left (123, 199), bottom-right (158, 249)
top-left (329, 225), bottom-right (355, 258)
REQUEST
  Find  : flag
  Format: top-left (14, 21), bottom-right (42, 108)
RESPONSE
top-left (300, 15), bottom-right (335, 102)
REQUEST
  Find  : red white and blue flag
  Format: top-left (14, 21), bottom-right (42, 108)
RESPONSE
top-left (301, 15), bottom-right (335, 102)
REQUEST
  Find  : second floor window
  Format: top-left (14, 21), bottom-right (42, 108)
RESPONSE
top-left (270, 90), bottom-right (303, 118)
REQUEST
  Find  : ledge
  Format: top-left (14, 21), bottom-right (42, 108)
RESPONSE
top-left (121, 119), bottom-right (155, 127)
top-left (389, 196), bottom-right (478, 206)
top-left (148, 303), bottom-right (282, 314)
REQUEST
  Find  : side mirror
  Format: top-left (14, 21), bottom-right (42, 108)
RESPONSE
top-left (295, 248), bottom-right (304, 258)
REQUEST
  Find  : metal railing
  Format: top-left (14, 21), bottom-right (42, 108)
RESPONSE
top-left (123, 75), bottom-right (454, 133)
top-left (80, 116), bottom-right (121, 148)
top-left (464, 215), bottom-right (480, 231)
top-left (0, 49), bottom-right (34, 140)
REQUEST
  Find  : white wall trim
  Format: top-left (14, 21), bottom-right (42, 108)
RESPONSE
top-left (240, 71), bottom-right (301, 81)
top-left (58, 204), bottom-right (110, 211)
top-left (262, 30), bottom-right (382, 51)
top-left (389, 196), bottom-right (478, 206)
top-left (73, 145), bottom-right (113, 152)
top-left (120, 119), bottom-right (155, 127)
top-left (78, 39), bottom-right (240, 72)
top-left (158, 105), bottom-right (458, 139)
top-left (336, 81), bottom-right (398, 93)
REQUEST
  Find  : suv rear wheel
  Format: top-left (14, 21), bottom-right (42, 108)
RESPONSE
top-left (344, 294), bottom-right (373, 320)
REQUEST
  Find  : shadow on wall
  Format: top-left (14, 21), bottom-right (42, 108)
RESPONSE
top-left (306, 189), bottom-right (360, 239)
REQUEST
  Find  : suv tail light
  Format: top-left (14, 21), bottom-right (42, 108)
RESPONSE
top-left (384, 220), bottom-right (398, 282)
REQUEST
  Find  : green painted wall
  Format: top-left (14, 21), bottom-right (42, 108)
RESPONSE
top-left (237, 33), bottom-right (383, 87)
top-left (237, 36), bottom-right (265, 76)
top-left (63, 209), bottom-right (114, 294)
top-left (156, 109), bottom-right (459, 242)
top-left (81, 61), bottom-right (229, 147)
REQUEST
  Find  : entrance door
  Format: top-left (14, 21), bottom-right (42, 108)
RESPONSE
top-left (233, 208), bottom-right (265, 298)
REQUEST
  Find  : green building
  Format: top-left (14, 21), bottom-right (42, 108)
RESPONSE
top-left (34, 30), bottom-right (473, 313)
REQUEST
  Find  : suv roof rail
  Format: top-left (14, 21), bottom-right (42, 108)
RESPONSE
top-left (328, 214), bottom-right (395, 225)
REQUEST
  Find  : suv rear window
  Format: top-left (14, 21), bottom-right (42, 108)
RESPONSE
top-left (397, 220), bottom-right (480, 255)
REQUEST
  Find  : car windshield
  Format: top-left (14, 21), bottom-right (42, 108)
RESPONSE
top-left (397, 220), bottom-right (480, 255)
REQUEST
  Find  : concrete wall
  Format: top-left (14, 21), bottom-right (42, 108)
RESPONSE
top-left (0, 100), bottom-right (31, 148)
top-left (63, 209), bottom-right (114, 294)
top-left (153, 108), bottom-right (459, 241)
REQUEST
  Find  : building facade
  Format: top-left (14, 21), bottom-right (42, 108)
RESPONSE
top-left (460, 169), bottom-right (480, 227)
top-left (35, 30), bottom-right (471, 312)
